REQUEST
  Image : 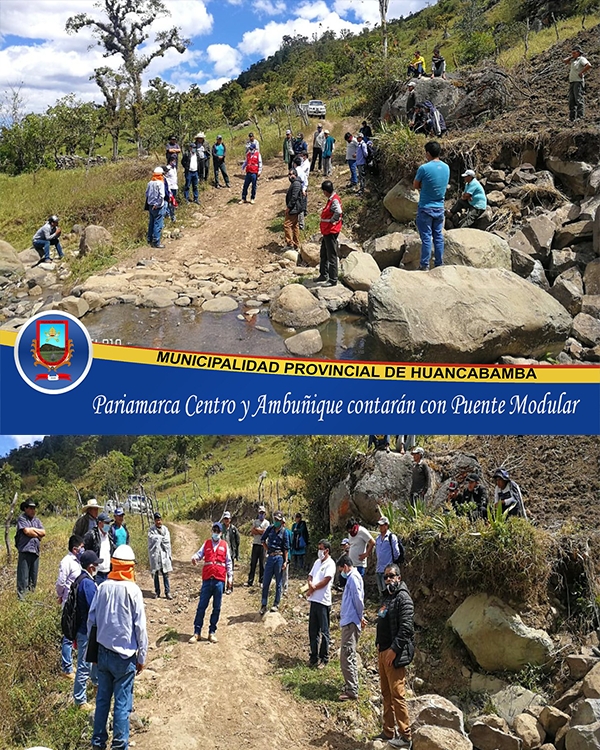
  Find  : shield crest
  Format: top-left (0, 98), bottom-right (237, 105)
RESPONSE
top-left (31, 320), bottom-right (74, 375)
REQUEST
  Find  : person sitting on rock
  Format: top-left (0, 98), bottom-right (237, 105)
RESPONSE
top-left (409, 103), bottom-right (427, 133)
top-left (431, 48), bottom-right (447, 79)
top-left (407, 49), bottom-right (426, 78)
top-left (446, 169), bottom-right (487, 228)
top-left (368, 435), bottom-right (391, 451)
top-left (493, 468), bottom-right (527, 519)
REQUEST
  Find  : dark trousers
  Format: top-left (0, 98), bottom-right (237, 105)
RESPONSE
top-left (213, 158), bottom-right (230, 187)
top-left (199, 158), bottom-right (210, 181)
top-left (309, 601), bottom-right (331, 665)
top-left (242, 172), bottom-right (258, 200)
top-left (569, 81), bottom-right (585, 120)
top-left (449, 199), bottom-right (485, 228)
top-left (311, 148), bottom-right (323, 171)
top-left (17, 551), bottom-right (39, 599)
top-left (320, 232), bottom-right (339, 282)
top-left (248, 544), bottom-right (265, 585)
top-left (154, 570), bottom-right (170, 596)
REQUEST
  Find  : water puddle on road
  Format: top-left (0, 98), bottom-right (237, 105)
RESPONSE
top-left (83, 303), bottom-right (387, 360)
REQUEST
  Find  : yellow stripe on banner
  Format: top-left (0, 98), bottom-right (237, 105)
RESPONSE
top-left (1, 331), bottom-right (599, 383)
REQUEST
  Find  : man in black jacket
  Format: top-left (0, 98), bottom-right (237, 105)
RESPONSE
top-left (83, 513), bottom-right (115, 583)
top-left (221, 511), bottom-right (240, 569)
top-left (375, 564), bottom-right (414, 748)
top-left (284, 169), bottom-right (304, 250)
top-left (410, 446), bottom-right (430, 503)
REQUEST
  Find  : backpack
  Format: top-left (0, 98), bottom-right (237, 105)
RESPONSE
top-left (61, 571), bottom-right (85, 641)
top-left (389, 532), bottom-right (405, 566)
top-left (422, 100), bottom-right (447, 137)
top-left (365, 140), bottom-right (375, 165)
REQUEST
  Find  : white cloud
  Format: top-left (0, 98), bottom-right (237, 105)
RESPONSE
top-left (0, 435), bottom-right (46, 458)
top-left (238, 12), bottom-right (364, 57)
top-left (206, 43), bottom-right (243, 77)
top-left (253, 0), bottom-right (287, 15)
top-left (201, 76), bottom-right (232, 92)
top-left (296, 1), bottom-right (331, 20)
top-left (333, 0), bottom-right (425, 24)
top-left (151, 0), bottom-right (212, 35)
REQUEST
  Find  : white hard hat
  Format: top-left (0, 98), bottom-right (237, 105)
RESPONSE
top-left (153, 166), bottom-right (164, 175)
top-left (112, 544), bottom-right (136, 561)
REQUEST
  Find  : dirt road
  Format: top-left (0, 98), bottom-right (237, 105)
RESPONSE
top-left (131, 523), bottom-right (327, 750)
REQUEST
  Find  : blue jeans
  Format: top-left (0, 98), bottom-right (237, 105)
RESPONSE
top-left (184, 170), bottom-right (199, 201)
top-left (242, 172), bottom-right (257, 200)
top-left (261, 554), bottom-right (283, 607)
top-left (73, 629), bottom-right (98, 705)
top-left (154, 571), bottom-right (170, 597)
top-left (61, 635), bottom-right (73, 673)
top-left (92, 644), bottom-right (137, 750)
top-left (146, 206), bottom-right (164, 247)
top-left (193, 578), bottom-right (224, 635)
top-left (416, 206), bottom-right (445, 268)
top-left (356, 566), bottom-right (366, 577)
top-left (33, 238), bottom-right (63, 261)
top-left (309, 602), bottom-right (331, 665)
top-left (347, 159), bottom-right (357, 185)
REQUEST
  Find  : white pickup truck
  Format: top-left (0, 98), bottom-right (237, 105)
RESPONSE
top-left (307, 99), bottom-right (326, 117)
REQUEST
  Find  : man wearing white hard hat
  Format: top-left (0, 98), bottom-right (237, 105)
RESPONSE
top-left (446, 168), bottom-right (487, 228)
top-left (73, 499), bottom-right (103, 539)
top-left (145, 166), bottom-right (167, 248)
top-left (88, 544), bottom-right (147, 750)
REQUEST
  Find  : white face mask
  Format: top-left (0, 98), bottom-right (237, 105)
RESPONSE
top-left (318, 550), bottom-right (325, 560)
top-left (90, 566), bottom-right (98, 578)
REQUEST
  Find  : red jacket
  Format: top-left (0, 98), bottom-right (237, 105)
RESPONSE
top-left (202, 539), bottom-right (228, 582)
top-left (320, 192), bottom-right (343, 235)
top-left (245, 151), bottom-right (261, 174)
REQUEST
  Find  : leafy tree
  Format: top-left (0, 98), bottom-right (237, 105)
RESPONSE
top-left (285, 436), bottom-right (362, 538)
top-left (93, 66), bottom-right (131, 160)
top-left (66, 0), bottom-right (190, 154)
top-left (87, 450), bottom-right (134, 502)
top-left (0, 88), bottom-right (54, 174)
top-left (293, 61), bottom-right (335, 100)
top-left (46, 94), bottom-right (103, 161)
top-left (131, 436), bottom-right (173, 478)
top-left (219, 82), bottom-right (245, 123)
top-left (172, 437), bottom-right (204, 482)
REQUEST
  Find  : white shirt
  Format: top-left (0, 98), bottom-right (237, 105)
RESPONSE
top-left (251, 517), bottom-right (269, 544)
top-left (165, 165), bottom-right (178, 190)
top-left (298, 159), bottom-right (310, 190)
top-left (570, 56), bottom-right (590, 82)
top-left (348, 525), bottom-right (375, 567)
top-left (56, 551), bottom-right (82, 604)
top-left (189, 153), bottom-right (198, 172)
top-left (346, 138), bottom-right (358, 160)
top-left (98, 530), bottom-right (111, 572)
top-left (307, 555), bottom-right (336, 606)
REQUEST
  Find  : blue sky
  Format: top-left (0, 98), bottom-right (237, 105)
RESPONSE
top-left (0, 0), bottom-right (427, 113)
top-left (0, 435), bottom-right (45, 458)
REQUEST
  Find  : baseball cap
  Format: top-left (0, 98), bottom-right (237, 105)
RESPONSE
top-left (378, 516), bottom-right (390, 525)
top-left (411, 447), bottom-right (425, 455)
top-left (286, 129), bottom-right (292, 135)
top-left (114, 507), bottom-right (124, 516)
top-left (493, 468), bottom-right (510, 481)
top-left (341, 538), bottom-right (350, 546)
top-left (356, 132), bottom-right (364, 139)
top-left (324, 129), bottom-right (330, 134)
top-left (80, 550), bottom-right (103, 569)
top-left (222, 511), bottom-right (231, 519)
top-left (216, 134), bottom-right (223, 139)
top-left (466, 473), bottom-right (479, 482)
top-left (448, 481), bottom-right (459, 491)
top-left (154, 512), bottom-right (162, 519)
top-left (258, 505), bottom-right (266, 512)
top-left (97, 512), bottom-right (111, 522)
top-left (212, 521), bottom-right (222, 531)
top-left (461, 169), bottom-right (476, 178)
top-left (273, 510), bottom-right (284, 521)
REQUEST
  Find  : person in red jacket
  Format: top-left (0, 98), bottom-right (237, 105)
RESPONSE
top-left (189, 522), bottom-right (233, 644)
top-left (239, 142), bottom-right (263, 204)
top-left (316, 180), bottom-right (343, 287)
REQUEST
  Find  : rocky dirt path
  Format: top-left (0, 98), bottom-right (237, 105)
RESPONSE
top-left (131, 522), bottom-right (326, 750)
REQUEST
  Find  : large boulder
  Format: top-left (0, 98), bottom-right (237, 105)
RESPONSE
top-left (521, 216), bottom-right (556, 263)
top-left (564, 721), bottom-right (600, 750)
top-left (340, 251), bottom-right (381, 291)
top-left (383, 77), bottom-right (462, 121)
top-left (329, 451), bottom-right (413, 528)
top-left (284, 329), bottom-right (323, 356)
top-left (300, 242), bottom-right (320, 267)
top-left (270, 284), bottom-right (330, 328)
top-left (469, 723), bottom-right (521, 750)
top-left (550, 267), bottom-right (584, 316)
top-left (368, 266), bottom-right (572, 363)
top-left (584, 664), bottom-right (600, 699)
top-left (311, 284), bottom-right (353, 311)
top-left (55, 295), bottom-right (90, 318)
top-left (584, 259), bottom-right (600, 295)
top-left (572, 700), bottom-right (600, 726)
top-left (572, 313), bottom-right (600, 347)
top-left (554, 220), bottom-right (594, 249)
top-left (443, 228), bottom-right (512, 270)
top-left (79, 225), bottom-right (113, 256)
top-left (448, 593), bottom-right (554, 672)
top-left (363, 233), bottom-right (407, 270)
top-left (383, 182), bottom-right (420, 223)
top-left (539, 706), bottom-right (569, 738)
top-left (141, 287), bottom-right (179, 308)
top-left (546, 157), bottom-right (593, 197)
top-left (0, 240), bottom-right (25, 277)
top-left (492, 686), bottom-right (546, 727)
top-left (412, 725), bottom-right (472, 750)
top-left (513, 712), bottom-right (546, 750)
top-left (410, 695), bottom-right (465, 734)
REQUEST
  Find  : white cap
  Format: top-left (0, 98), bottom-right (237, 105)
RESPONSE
top-left (462, 169), bottom-right (476, 178)
top-left (222, 511), bottom-right (231, 519)
top-left (153, 166), bottom-right (164, 175)
top-left (112, 544), bottom-right (136, 561)
top-left (411, 446), bottom-right (425, 455)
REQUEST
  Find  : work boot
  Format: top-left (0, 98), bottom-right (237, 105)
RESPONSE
top-left (208, 633), bottom-right (218, 644)
top-left (189, 633), bottom-right (200, 643)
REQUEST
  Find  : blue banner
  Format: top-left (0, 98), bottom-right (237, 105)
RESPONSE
top-left (1, 319), bottom-right (598, 434)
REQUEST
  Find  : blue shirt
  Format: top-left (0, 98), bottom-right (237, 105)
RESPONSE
top-left (261, 525), bottom-right (289, 553)
top-left (214, 143), bottom-right (225, 157)
top-left (464, 178), bottom-right (487, 210)
top-left (76, 573), bottom-right (98, 634)
top-left (355, 140), bottom-right (369, 166)
top-left (113, 525), bottom-right (128, 547)
top-left (375, 531), bottom-right (401, 573)
top-left (340, 568), bottom-right (364, 629)
top-left (415, 160), bottom-right (450, 209)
